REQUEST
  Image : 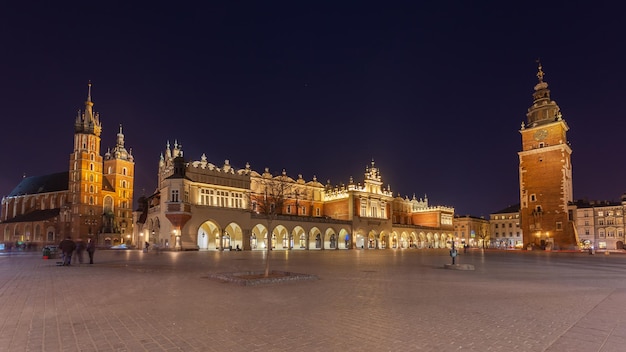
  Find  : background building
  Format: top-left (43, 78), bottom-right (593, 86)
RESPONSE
top-left (453, 215), bottom-right (490, 248)
top-left (489, 205), bottom-right (522, 249)
top-left (571, 197), bottom-right (626, 251)
top-left (0, 84), bottom-right (134, 248)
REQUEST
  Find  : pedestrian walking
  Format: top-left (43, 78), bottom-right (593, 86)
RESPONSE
top-left (75, 238), bottom-right (85, 264)
top-left (59, 236), bottom-right (76, 266)
top-left (86, 238), bottom-right (96, 264)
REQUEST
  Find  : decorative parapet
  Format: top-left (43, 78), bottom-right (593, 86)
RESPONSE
top-left (322, 183), bottom-right (394, 201)
top-left (412, 206), bottom-right (455, 213)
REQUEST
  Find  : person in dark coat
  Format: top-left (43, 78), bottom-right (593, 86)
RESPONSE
top-left (86, 238), bottom-right (96, 264)
top-left (75, 239), bottom-right (85, 264)
top-left (59, 236), bottom-right (76, 266)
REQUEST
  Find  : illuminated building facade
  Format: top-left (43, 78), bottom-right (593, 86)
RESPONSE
top-left (489, 204), bottom-right (522, 249)
top-left (454, 215), bottom-right (490, 249)
top-left (134, 143), bottom-right (455, 251)
top-left (571, 197), bottom-right (626, 251)
top-left (519, 63), bottom-right (577, 250)
top-left (0, 84), bottom-right (135, 247)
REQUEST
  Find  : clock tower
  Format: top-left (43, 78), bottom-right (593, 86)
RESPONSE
top-left (519, 62), bottom-right (577, 250)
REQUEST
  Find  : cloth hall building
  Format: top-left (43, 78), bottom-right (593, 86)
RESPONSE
top-left (133, 142), bottom-right (455, 251)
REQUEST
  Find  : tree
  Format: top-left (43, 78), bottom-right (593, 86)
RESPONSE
top-left (249, 169), bottom-right (296, 277)
top-left (477, 221), bottom-right (490, 249)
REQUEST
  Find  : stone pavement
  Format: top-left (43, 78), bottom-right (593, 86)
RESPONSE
top-left (2, 248), bottom-right (626, 352)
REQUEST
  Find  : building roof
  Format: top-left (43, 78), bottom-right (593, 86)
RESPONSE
top-left (7, 172), bottom-right (68, 197)
top-left (1, 208), bottom-right (60, 223)
top-left (571, 199), bottom-right (623, 208)
top-left (491, 204), bottom-right (520, 214)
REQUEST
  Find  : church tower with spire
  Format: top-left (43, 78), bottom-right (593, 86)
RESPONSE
top-left (68, 82), bottom-right (135, 242)
top-left (519, 62), bottom-right (577, 249)
top-left (103, 124), bottom-right (134, 238)
top-left (68, 82), bottom-right (104, 237)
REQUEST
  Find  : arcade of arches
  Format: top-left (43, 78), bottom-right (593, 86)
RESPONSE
top-left (193, 219), bottom-right (454, 251)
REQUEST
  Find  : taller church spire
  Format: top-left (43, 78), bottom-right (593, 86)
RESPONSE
top-left (74, 81), bottom-right (102, 137)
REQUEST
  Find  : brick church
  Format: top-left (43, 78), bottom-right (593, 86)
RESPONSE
top-left (0, 83), bottom-right (135, 248)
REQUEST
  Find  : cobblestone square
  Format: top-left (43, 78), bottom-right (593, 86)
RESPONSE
top-left (2, 249), bottom-right (626, 351)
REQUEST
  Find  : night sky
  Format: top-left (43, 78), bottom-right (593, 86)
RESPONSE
top-left (1, 1), bottom-right (625, 218)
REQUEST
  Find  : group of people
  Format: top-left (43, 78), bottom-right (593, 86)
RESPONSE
top-left (58, 236), bottom-right (96, 266)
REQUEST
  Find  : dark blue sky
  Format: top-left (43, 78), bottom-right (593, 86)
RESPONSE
top-left (1, 1), bottom-right (624, 217)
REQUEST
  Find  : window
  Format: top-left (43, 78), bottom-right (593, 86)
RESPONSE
top-left (599, 219), bottom-right (605, 226)
top-left (122, 168), bottom-right (127, 176)
top-left (199, 189), bottom-right (210, 205)
top-left (286, 205), bottom-right (292, 214)
top-left (171, 189), bottom-right (179, 202)
top-left (315, 208), bottom-right (320, 216)
top-left (301, 206), bottom-right (306, 215)
top-left (530, 194), bottom-right (536, 202)
top-left (556, 222), bottom-right (562, 230)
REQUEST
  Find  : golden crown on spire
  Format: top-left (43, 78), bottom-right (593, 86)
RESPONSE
top-left (536, 59), bottom-right (544, 83)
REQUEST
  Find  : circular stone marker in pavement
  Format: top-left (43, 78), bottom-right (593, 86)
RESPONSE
top-left (443, 263), bottom-right (475, 271)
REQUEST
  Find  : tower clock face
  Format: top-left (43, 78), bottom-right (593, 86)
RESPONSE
top-left (534, 129), bottom-right (548, 141)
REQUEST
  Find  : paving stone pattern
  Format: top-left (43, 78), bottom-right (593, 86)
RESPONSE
top-left (2, 249), bottom-right (626, 351)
